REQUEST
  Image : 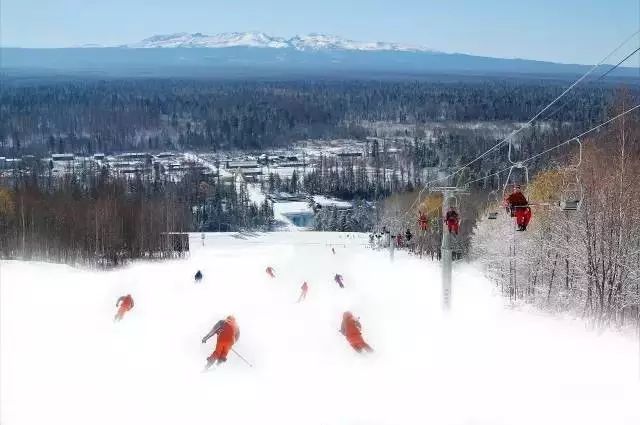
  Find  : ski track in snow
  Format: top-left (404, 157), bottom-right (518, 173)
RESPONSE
top-left (1, 232), bottom-right (638, 425)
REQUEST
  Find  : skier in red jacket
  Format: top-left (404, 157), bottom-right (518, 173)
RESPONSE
top-left (202, 315), bottom-right (240, 368)
top-left (114, 294), bottom-right (134, 322)
top-left (266, 266), bottom-right (276, 278)
top-left (504, 185), bottom-right (532, 231)
top-left (298, 281), bottom-right (309, 303)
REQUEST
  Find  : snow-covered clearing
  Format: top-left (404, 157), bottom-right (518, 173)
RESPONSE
top-left (1, 232), bottom-right (638, 425)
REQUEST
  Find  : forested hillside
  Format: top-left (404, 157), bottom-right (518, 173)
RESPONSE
top-left (1, 78), bottom-right (631, 156)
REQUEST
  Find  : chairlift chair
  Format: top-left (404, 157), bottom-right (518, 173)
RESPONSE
top-left (560, 182), bottom-right (582, 211)
top-left (487, 190), bottom-right (500, 220)
top-left (559, 138), bottom-right (584, 212)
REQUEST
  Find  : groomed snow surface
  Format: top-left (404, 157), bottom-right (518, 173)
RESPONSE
top-left (1, 232), bottom-right (638, 425)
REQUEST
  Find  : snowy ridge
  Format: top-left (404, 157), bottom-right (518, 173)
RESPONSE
top-left (127, 32), bottom-right (290, 49)
top-left (124, 32), bottom-right (433, 52)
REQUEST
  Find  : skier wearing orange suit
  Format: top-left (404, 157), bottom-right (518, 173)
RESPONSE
top-left (298, 281), bottom-right (309, 303)
top-left (340, 311), bottom-right (373, 353)
top-left (202, 315), bottom-right (240, 368)
top-left (114, 294), bottom-right (134, 322)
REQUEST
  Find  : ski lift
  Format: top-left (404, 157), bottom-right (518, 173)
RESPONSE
top-left (503, 137), bottom-right (530, 198)
top-left (502, 162), bottom-right (529, 198)
top-left (487, 190), bottom-right (499, 220)
top-left (559, 138), bottom-right (583, 212)
top-left (560, 181), bottom-right (582, 211)
top-left (449, 194), bottom-right (460, 210)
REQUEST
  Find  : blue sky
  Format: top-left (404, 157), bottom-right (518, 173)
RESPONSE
top-left (1, 0), bottom-right (638, 64)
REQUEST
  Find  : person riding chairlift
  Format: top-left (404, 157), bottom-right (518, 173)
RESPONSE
top-left (418, 211), bottom-right (429, 231)
top-left (445, 207), bottom-right (460, 235)
top-left (504, 185), bottom-right (532, 231)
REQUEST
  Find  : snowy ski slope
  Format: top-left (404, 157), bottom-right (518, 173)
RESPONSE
top-left (1, 232), bottom-right (638, 425)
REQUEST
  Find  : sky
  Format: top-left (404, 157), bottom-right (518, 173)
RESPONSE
top-left (1, 0), bottom-right (639, 64)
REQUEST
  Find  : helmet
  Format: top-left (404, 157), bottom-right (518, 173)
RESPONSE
top-left (343, 311), bottom-right (353, 319)
top-left (226, 315), bottom-right (236, 322)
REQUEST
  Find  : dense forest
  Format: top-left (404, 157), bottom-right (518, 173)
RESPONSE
top-left (1, 78), bottom-right (633, 156)
top-left (0, 162), bottom-right (273, 265)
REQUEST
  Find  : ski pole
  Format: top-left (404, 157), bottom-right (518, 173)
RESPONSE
top-left (231, 348), bottom-right (253, 368)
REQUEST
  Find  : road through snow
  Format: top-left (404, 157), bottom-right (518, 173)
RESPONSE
top-left (1, 232), bottom-right (638, 425)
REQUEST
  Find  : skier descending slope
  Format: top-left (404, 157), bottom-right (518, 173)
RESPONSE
top-left (113, 294), bottom-right (134, 322)
top-left (265, 266), bottom-right (276, 278)
top-left (340, 311), bottom-right (373, 353)
top-left (202, 315), bottom-right (240, 369)
top-left (194, 270), bottom-right (203, 282)
top-left (334, 274), bottom-right (344, 288)
top-left (298, 281), bottom-right (309, 303)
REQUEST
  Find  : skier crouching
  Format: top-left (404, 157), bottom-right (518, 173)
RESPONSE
top-left (340, 311), bottom-right (373, 353)
top-left (202, 315), bottom-right (240, 368)
top-left (114, 294), bottom-right (134, 322)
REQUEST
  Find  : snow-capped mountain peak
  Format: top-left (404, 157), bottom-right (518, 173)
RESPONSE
top-left (125, 32), bottom-right (432, 52)
top-left (127, 32), bottom-right (290, 49)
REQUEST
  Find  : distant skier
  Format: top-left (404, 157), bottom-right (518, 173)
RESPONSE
top-left (396, 233), bottom-right (403, 247)
top-left (266, 266), bottom-right (276, 278)
top-left (194, 270), bottom-right (203, 282)
top-left (332, 247), bottom-right (336, 255)
top-left (202, 315), bottom-right (240, 368)
top-left (340, 311), bottom-right (373, 353)
top-left (114, 294), bottom-right (134, 322)
top-left (334, 274), bottom-right (344, 288)
top-left (298, 281), bottom-right (309, 303)
top-left (405, 229), bottom-right (413, 242)
top-left (445, 207), bottom-right (460, 235)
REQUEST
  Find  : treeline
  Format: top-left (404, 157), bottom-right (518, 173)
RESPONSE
top-left (0, 168), bottom-right (191, 266)
top-left (1, 78), bottom-right (629, 156)
top-left (313, 201), bottom-right (375, 232)
top-left (0, 163), bottom-right (275, 265)
top-left (194, 177), bottom-right (274, 232)
top-left (264, 138), bottom-right (442, 201)
top-left (471, 99), bottom-right (640, 330)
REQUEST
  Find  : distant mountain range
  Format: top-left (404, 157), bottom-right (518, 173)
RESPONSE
top-left (122, 32), bottom-right (433, 52)
top-left (2, 32), bottom-right (638, 79)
